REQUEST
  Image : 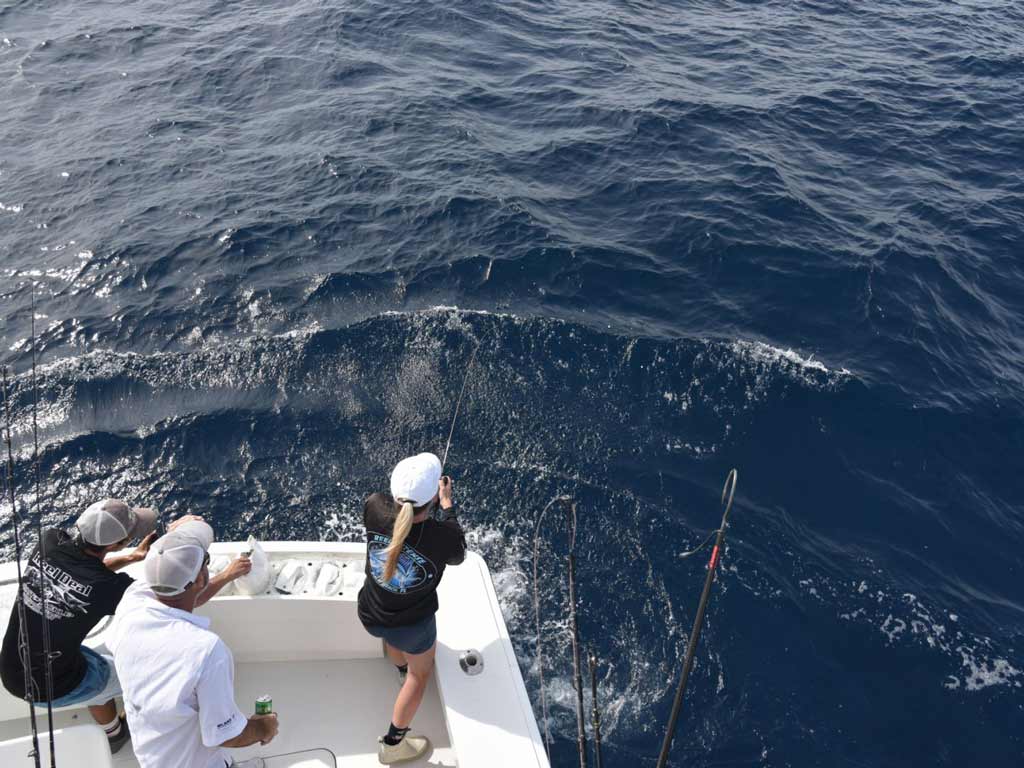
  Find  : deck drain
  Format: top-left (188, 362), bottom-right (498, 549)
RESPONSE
top-left (459, 649), bottom-right (484, 676)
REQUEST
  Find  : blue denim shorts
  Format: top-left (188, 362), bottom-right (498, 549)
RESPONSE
top-left (39, 646), bottom-right (121, 708)
top-left (363, 615), bottom-right (437, 655)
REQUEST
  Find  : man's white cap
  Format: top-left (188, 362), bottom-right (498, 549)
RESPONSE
top-left (143, 520), bottom-right (215, 596)
top-left (390, 453), bottom-right (442, 507)
top-left (75, 499), bottom-right (158, 547)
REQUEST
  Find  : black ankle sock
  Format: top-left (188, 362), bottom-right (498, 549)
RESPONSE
top-left (396, 663), bottom-right (408, 674)
top-left (383, 722), bottom-right (410, 746)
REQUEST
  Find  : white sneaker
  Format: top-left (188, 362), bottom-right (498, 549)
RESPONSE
top-left (378, 734), bottom-right (431, 764)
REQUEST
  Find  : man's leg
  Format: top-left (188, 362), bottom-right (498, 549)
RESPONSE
top-left (89, 697), bottom-right (127, 749)
top-left (88, 699), bottom-right (118, 725)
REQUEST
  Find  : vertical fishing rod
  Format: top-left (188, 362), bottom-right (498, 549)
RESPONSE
top-left (441, 343), bottom-right (479, 471)
top-left (532, 495), bottom-right (588, 768)
top-left (565, 500), bottom-right (588, 768)
top-left (3, 368), bottom-right (43, 768)
top-left (588, 651), bottom-right (603, 768)
top-left (533, 495), bottom-right (564, 758)
top-left (655, 469), bottom-right (738, 768)
top-left (29, 296), bottom-right (58, 766)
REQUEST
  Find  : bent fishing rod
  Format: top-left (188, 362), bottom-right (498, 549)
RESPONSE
top-left (656, 469), bottom-right (738, 768)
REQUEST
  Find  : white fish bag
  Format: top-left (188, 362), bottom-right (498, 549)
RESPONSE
top-left (233, 536), bottom-right (272, 596)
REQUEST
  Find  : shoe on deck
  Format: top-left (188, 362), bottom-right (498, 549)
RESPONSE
top-left (108, 715), bottom-right (131, 754)
top-left (378, 733), bottom-right (431, 764)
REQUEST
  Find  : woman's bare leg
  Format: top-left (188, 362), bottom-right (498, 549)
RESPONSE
top-left (392, 643), bottom-right (436, 728)
top-left (383, 641), bottom-right (405, 667)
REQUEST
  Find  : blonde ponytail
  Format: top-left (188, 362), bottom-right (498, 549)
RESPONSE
top-left (383, 501), bottom-right (415, 582)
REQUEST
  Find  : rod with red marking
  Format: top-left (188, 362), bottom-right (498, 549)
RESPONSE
top-left (655, 469), bottom-right (738, 768)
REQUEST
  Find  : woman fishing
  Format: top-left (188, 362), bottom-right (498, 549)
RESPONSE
top-left (357, 452), bottom-right (467, 764)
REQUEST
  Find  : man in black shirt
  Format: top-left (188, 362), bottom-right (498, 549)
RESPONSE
top-left (0, 499), bottom-right (250, 753)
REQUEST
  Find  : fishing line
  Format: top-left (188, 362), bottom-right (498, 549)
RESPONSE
top-left (441, 343), bottom-right (479, 471)
top-left (30, 290), bottom-right (58, 765)
top-left (2, 368), bottom-right (43, 768)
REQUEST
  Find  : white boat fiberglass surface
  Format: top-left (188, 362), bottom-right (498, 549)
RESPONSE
top-left (0, 542), bottom-right (550, 768)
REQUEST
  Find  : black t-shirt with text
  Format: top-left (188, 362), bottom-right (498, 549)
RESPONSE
top-left (0, 528), bottom-right (132, 700)
top-left (357, 493), bottom-right (467, 629)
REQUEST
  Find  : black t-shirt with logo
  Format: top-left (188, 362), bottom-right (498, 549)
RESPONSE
top-left (0, 528), bottom-right (133, 700)
top-left (357, 493), bottom-right (467, 629)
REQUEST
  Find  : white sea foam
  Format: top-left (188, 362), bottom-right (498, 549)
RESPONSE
top-left (730, 339), bottom-right (851, 380)
top-left (0, 202), bottom-right (23, 213)
top-left (954, 654), bottom-right (1022, 691)
top-left (789, 569), bottom-right (1020, 692)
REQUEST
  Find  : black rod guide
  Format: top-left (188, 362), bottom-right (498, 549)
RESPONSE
top-left (655, 469), bottom-right (738, 768)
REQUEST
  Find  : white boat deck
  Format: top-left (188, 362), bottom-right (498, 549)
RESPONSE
top-left (231, 658), bottom-right (455, 767)
top-left (0, 657), bottom-right (455, 767)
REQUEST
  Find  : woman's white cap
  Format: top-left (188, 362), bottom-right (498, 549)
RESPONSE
top-left (143, 520), bottom-right (215, 596)
top-left (390, 453), bottom-right (442, 507)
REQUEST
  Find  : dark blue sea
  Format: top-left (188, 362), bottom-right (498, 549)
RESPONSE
top-left (1, 0), bottom-right (1022, 765)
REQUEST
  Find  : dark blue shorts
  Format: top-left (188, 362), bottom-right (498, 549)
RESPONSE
top-left (363, 615), bottom-right (437, 655)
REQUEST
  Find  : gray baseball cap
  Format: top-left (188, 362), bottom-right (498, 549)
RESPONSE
top-left (143, 520), bottom-right (215, 596)
top-left (75, 499), bottom-right (158, 547)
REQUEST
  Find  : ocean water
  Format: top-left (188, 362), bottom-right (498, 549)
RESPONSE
top-left (1, 0), bottom-right (1022, 765)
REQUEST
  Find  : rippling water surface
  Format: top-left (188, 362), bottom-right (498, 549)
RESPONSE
top-left (1, 0), bottom-right (1022, 765)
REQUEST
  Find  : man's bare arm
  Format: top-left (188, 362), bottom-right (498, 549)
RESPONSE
top-left (104, 516), bottom-right (205, 571)
top-left (220, 714), bottom-right (278, 748)
top-left (103, 532), bottom-right (157, 572)
top-left (196, 555), bottom-right (252, 607)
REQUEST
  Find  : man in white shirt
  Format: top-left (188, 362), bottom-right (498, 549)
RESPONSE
top-left (108, 521), bottom-right (279, 768)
